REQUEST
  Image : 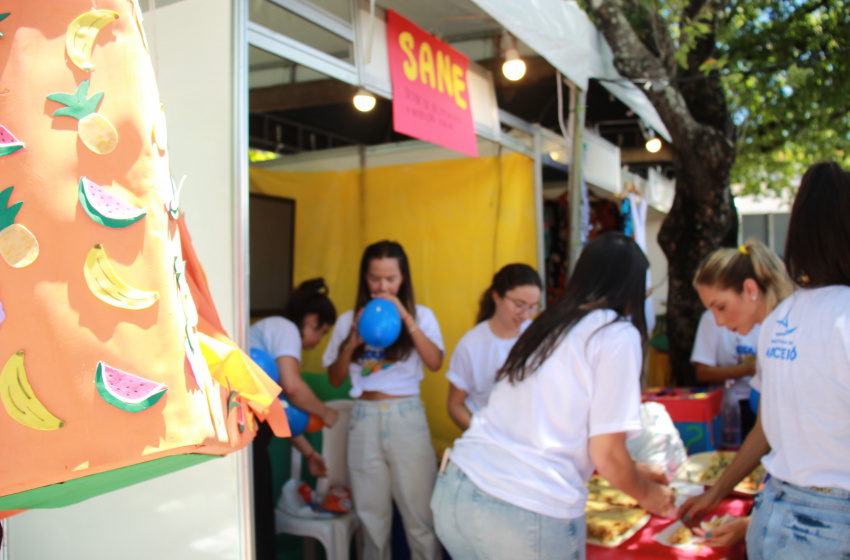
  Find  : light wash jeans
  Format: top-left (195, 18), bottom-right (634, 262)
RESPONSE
top-left (747, 476), bottom-right (850, 559)
top-left (431, 461), bottom-right (585, 560)
top-left (347, 397), bottom-right (440, 560)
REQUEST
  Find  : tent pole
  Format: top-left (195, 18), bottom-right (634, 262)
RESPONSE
top-left (567, 81), bottom-right (586, 275)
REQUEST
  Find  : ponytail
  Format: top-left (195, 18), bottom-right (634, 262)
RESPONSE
top-left (475, 264), bottom-right (542, 324)
top-left (694, 239), bottom-right (794, 316)
top-left (282, 278), bottom-right (337, 329)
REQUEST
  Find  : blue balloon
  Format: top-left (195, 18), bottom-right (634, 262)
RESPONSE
top-left (749, 389), bottom-right (760, 414)
top-left (250, 347), bottom-right (279, 384)
top-left (280, 396), bottom-right (309, 437)
top-left (358, 298), bottom-right (402, 349)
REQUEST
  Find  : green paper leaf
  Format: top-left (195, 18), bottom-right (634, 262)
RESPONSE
top-left (0, 13), bottom-right (8, 37)
top-left (0, 186), bottom-right (21, 231)
top-left (46, 80), bottom-right (103, 121)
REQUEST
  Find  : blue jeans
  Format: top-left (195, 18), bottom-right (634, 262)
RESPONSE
top-left (431, 462), bottom-right (585, 560)
top-left (747, 476), bottom-right (850, 559)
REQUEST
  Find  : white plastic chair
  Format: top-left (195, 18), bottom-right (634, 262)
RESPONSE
top-left (275, 399), bottom-right (360, 560)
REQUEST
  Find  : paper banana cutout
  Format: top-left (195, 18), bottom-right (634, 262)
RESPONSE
top-left (84, 244), bottom-right (160, 309)
top-left (1, 350), bottom-right (65, 430)
top-left (66, 9), bottom-right (120, 72)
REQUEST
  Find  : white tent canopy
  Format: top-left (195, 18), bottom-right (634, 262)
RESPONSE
top-left (469, 0), bottom-right (672, 142)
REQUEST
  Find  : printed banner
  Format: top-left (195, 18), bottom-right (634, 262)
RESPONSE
top-left (386, 10), bottom-right (477, 158)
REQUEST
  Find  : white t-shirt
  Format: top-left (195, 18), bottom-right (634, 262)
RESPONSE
top-left (249, 316), bottom-right (302, 362)
top-left (445, 319), bottom-right (531, 414)
top-left (322, 304), bottom-right (444, 398)
top-left (690, 310), bottom-right (759, 400)
top-left (752, 286), bottom-right (850, 491)
top-left (450, 309), bottom-right (644, 519)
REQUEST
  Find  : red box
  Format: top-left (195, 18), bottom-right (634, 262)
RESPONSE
top-left (642, 387), bottom-right (722, 422)
top-left (642, 387), bottom-right (723, 452)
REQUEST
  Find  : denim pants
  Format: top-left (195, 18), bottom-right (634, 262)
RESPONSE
top-left (347, 397), bottom-right (440, 560)
top-left (431, 461), bottom-right (586, 560)
top-left (747, 476), bottom-right (850, 559)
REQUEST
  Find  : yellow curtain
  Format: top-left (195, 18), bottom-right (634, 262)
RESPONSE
top-left (249, 152), bottom-right (536, 452)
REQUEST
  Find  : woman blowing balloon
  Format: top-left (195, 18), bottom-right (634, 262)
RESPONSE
top-left (446, 263), bottom-right (542, 431)
top-left (431, 233), bottom-right (674, 560)
top-left (680, 162), bottom-right (850, 559)
top-left (323, 240), bottom-right (444, 560)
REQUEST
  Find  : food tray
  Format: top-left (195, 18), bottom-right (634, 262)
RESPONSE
top-left (671, 451), bottom-right (766, 496)
top-left (586, 513), bottom-right (650, 548)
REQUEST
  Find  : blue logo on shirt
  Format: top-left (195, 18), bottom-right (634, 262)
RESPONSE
top-left (775, 307), bottom-right (797, 337)
top-left (764, 305), bottom-right (797, 361)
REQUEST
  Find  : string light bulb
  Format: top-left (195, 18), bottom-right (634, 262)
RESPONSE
top-left (501, 32), bottom-right (526, 81)
top-left (645, 129), bottom-right (662, 153)
top-left (353, 89), bottom-right (376, 112)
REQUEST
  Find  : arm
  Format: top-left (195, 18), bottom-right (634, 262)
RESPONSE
top-left (327, 331), bottom-right (360, 388)
top-left (277, 356), bottom-right (338, 427)
top-left (589, 432), bottom-right (675, 517)
top-left (678, 411), bottom-right (770, 527)
top-left (290, 434), bottom-right (327, 478)
top-left (694, 362), bottom-right (756, 384)
top-left (326, 311), bottom-right (362, 388)
top-left (381, 294), bottom-right (444, 371)
top-left (447, 383), bottom-right (471, 431)
top-left (400, 307), bottom-right (443, 371)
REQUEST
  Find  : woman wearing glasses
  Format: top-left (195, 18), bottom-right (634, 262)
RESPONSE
top-left (445, 264), bottom-right (542, 430)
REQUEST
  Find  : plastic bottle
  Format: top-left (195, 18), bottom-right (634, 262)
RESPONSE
top-left (720, 379), bottom-right (742, 448)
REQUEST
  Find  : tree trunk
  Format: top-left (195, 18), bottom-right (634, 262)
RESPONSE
top-left (658, 144), bottom-right (737, 386)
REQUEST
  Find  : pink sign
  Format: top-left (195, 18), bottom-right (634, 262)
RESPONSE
top-left (386, 10), bottom-right (478, 158)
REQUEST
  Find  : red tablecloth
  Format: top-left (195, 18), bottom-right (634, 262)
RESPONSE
top-left (587, 498), bottom-right (752, 560)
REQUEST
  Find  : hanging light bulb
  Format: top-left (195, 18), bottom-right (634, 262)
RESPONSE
top-left (501, 32), bottom-right (526, 81)
top-left (353, 89), bottom-right (376, 112)
top-left (645, 129), bottom-right (662, 153)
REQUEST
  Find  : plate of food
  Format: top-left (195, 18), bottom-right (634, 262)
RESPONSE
top-left (585, 477), bottom-right (650, 547)
top-left (672, 451), bottom-right (766, 495)
top-left (653, 514), bottom-right (731, 552)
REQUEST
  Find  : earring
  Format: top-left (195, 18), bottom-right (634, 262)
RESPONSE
top-left (751, 294), bottom-right (757, 301)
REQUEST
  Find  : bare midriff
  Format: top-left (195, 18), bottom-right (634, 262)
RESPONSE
top-left (358, 390), bottom-right (414, 401)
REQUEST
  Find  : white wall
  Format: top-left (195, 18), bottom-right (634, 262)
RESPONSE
top-left (6, 1), bottom-right (251, 559)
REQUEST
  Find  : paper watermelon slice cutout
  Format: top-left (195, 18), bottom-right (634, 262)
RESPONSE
top-left (0, 124), bottom-right (24, 157)
top-left (78, 177), bottom-right (146, 228)
top-left (95, 361), bottom-right (167, 413)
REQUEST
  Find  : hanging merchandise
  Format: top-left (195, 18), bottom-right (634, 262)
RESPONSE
top-left (0, 0), bottom-right (288, 514)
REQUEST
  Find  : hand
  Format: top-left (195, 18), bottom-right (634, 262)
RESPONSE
top-left (321, 406), bottom-right (339, 428)
top-left (638, 482), bottom-right (676, 518)
top-left (636, 462), bottom-right (668, 484)
top-left (692, 516), bottom-right (750, 547)
top-left (678, 487), bottom-right (722, 528)
top-left (345, 308), bottom-right (364, 349)
top-left (372, 292), bottom-right (408, 320)
top-left (306, 451), bottom-right (327, 478)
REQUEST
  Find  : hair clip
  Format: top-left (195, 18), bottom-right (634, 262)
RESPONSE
top-left (738, 245), bottom-right (749, 256)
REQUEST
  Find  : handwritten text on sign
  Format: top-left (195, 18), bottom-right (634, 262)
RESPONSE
top-left (387, 10), bottom-right (477, 157)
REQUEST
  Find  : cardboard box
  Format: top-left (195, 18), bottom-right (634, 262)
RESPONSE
top-left (642, 387), bottom-right (723, 453)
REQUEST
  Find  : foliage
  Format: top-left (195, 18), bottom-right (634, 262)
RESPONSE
top-left (720, 0), bottom-right (850, 194)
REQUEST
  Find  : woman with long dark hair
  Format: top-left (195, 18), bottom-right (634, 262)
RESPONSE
top-left (249, 277), bottom-right (338, 559)
top-left (431, 233), bottom-right (674, 559)
top-left (446, 263), bottom-right (542, 430)
top-left (323, 240), bottom-right (444, 560)
top-left (680, 162), bottom-right (850, 559)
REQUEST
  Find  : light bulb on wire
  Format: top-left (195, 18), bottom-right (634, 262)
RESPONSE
top-left (353, 89), bottom-right (376, 112)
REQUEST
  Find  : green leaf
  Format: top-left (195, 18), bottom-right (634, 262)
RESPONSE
top-left (45, 80), bottom-right (103, 121)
